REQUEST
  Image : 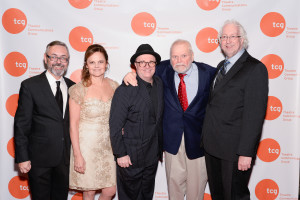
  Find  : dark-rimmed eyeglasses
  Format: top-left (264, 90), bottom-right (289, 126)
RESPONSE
top-left (46, 54), bottom-right (69, 63)
top-left (135, 61), bottom-right (156, 68)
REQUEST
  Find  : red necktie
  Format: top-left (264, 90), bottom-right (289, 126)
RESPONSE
top-left (178, 74), bottom-right (188, 111)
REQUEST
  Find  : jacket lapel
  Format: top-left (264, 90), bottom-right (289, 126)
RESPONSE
top-left (166, 65), bottom-right (182, 111)
top-left (212, 51), bottom-right (249, 95)
top-left (63, 77), bottom-right (73, 120)
top-left (39, 71), bottom-right (63, 119)
top-left (154, 76), bottom-right (164, 123)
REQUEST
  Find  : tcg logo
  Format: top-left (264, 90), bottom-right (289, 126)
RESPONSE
top-left (260, 12), bottom-right (286, 37)
top-left (255, 179), bottom-right (279, 200)
top-left (2, 8), bottom-right (27, 34)
top-left (131, 12), bottom-right (156, 36)
top-left (195, 27), bottom-right (219, 53)
top-left (257, 138), bottom-right (281, 162)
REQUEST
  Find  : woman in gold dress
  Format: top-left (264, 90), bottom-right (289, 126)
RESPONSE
top-left (69, 44), bottom-right (118, 200)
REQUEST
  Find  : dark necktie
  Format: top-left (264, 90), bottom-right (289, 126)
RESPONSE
top-left (55, 81), bottom-right (68, 164)
top-left (178, 74), bottom-right (188, 111)
top-left (55, 81), bottom-right (63, 114)
top-left (214, 60), bottom-right (230, 88)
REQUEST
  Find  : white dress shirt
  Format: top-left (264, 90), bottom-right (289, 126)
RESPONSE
top-left (45, 70), bottom-right (68, 117)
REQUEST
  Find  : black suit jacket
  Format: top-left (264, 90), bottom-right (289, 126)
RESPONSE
top-left (109, 75), bottom-right (164, 168)
top-left (202, 50), bottom-right (269, 161)
top-left (14, 71), bottom-right (75, 167)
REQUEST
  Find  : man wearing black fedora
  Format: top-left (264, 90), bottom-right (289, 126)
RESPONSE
top-left (110, 44), bottom-right (164, 200)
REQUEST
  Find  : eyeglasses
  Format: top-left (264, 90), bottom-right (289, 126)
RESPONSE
top-left (46, 54), bottom-right (69, 63)
top-left (135, 61), bottom-right (156, 68)
top-left (219, 35), bottom-right (241, 41)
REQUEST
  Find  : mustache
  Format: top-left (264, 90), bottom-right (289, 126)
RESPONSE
top-left (52, 63), bottom-right (62, 67)
top-left (174, 63), bottom-right (187, 68)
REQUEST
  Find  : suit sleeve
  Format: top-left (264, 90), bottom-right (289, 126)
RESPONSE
top-left (109, 85), bottom-right (130, 158)
top-left (14, 82), bottom-right (33, 163)
top-left (237, 62), bottom-right (269, 157)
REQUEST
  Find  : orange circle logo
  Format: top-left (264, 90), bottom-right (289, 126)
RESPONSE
top-left (4, 52), bottom-right (28, 77)
top-left (195, 27), bottom-right (219, 53)
top-left (257, 138), bottom-right (281, 162)
top-left (69, 26), bottom-right (94, 52)
top-left (68, 0), bottom-right (92, 9)
top-left (71, 192), bottom-right (83, 200)
top-left (265, 96), bottom-right (282, 120)
top-left (196, 0), bottom-right (221, 11)
top-left (204, 193), bottom-right (212, 200)
top-left (70, 69), bottom-right (82, 83)
top-left (131, 12), bottom-right (156, 36)
top-left (255, 179), bottom-right (279, 200)
top-left (261, 54), bottom-right (284, 79)
top-left (6, 94), bottom-right (19, 117)
top-left (7, 137), bottom-right (15, 158)
top-left (2, 8), bottom-right (27, 34)
top-left (260, 12), bottom-right (286, 37)
top-left (8, 176), bottom-right (30, 199)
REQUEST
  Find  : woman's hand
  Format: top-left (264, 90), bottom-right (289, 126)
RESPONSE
top-left (74, 155), bottom-right (86, 174)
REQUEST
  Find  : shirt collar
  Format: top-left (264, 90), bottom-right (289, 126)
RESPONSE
top-left (137, 74), bottom-right (153, 87)
top-left (176, 62), bottom-right (196, 77)
top-left (45, 70), bottom-right (64, 85)
top-left (226, 48), bottom-right (245, 66)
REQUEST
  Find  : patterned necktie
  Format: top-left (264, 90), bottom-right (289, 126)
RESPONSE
top-left (55, 81), bottom-right (63, 114)
top-left (214, 60), bottom-right (230, 88)
top-left (178, 74), bottom-right (188, 111)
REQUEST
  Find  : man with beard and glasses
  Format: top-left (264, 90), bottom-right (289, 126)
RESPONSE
top-left (123, 39), bottom-right (216, 200)
top-left (14, 40), bottom-right (75, 200)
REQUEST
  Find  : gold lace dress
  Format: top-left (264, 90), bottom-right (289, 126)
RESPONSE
top-left (69, 80), bottom-right (118, 190)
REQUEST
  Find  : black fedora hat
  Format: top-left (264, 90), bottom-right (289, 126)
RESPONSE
top-left (130, 44), bottom-right (161, 65)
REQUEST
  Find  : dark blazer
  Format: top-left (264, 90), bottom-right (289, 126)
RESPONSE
top-left (109, 75), bottom-right (164, 168)
top-left (202, 50), bottom-right (269, 161)
top-left (14, 71), bottom-right (75, 167)
top-left (156, 60), bottom-right (216, 159)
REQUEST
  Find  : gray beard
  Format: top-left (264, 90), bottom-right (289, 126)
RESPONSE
top-left (49, 64), bottom-right (66, 77)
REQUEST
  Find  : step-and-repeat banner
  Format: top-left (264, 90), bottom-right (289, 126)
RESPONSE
top-left (1, 0), bottom-right (299, 199)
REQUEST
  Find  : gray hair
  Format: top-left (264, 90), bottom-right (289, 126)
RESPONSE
top-left (170, 39), bottom-right (193, 58)
top-left (219, 20), bottom-right (249, 49)
top-left (45, 40), bottom-right (70, 57)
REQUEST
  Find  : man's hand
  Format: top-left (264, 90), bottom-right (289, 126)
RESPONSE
top-left (74, 155), bottom-right (86, 174)
top-left (123, 72), bottom-right (138, 86)
top-left (238, 156), bottom-right (252, 171)
top-left (18, 161), bottom-right (31, 173)
top-left (117, 155), bottom-right (132, 168)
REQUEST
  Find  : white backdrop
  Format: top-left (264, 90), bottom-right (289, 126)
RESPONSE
top-left (1, 0), bottom-right (299, 199)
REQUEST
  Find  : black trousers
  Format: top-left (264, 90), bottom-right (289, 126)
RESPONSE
top-left (117, 162), bottom-right (158, 200)
top-left (28, 156), bottom-right (69, 200)
top-left (205, 152), bottom-right (253, 200)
